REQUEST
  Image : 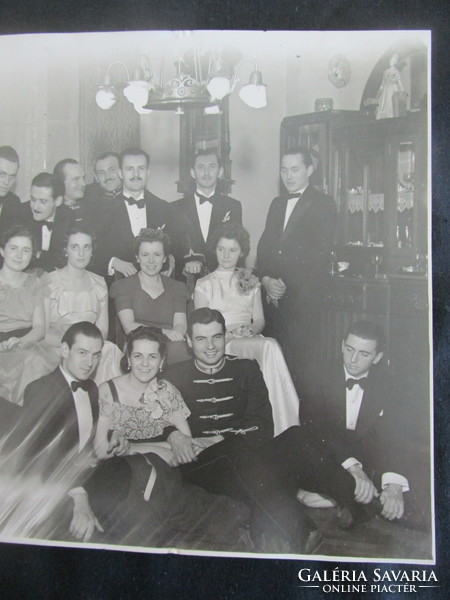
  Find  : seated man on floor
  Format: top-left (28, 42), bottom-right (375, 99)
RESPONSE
top-left (295, 320), bottom-right (413, 525)
top-left (1, 321), bottom-right (251, 551)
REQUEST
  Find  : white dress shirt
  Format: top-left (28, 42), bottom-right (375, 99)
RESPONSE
top-left (341, 367), bottom-right (409, 491)
top-left (108, 192), bottom-right (147, 274)
top-left (123, 191), bottom-right (147, 237)
top-left (195, 190), bottom-right (214, 241)
top-left (59, 366), bottom-right (93, 452)
top-left (41, 216), bottom-right (55, 252)
top-left (282, 185), bottom-right (309, 230)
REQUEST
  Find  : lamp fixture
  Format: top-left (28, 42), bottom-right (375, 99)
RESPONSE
top-left (95, 47), bottom-right (267, 114)
top-left (207, 57), bottom-right (267, 108)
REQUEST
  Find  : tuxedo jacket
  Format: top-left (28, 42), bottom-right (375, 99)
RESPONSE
top-left (0, 191), bottom-right (25, 235)
top-left (96, 190), bottom-right (189, 275)
top-left (13, 368), bottom-right (99, 485)
top-left (173, 193), bottom-right (242, 272)
top-left (256, 185), bottom-right (337, 306)
top-left (22, 203), bottom-right (76, 272)
top-left (301, 362), bottom-right (407, 479)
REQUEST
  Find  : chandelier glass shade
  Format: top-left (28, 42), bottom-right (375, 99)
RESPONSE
top-left (95, 50), bottom-right (267, 114)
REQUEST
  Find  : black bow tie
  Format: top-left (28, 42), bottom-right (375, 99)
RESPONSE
top-left (71, 380), bottom-right (92, 393)
top-left (346, 377), bottom-right (367, 391)
top-left (197, 193), bottom-right (215, 205)
top-left (284, 192), bottom-right (302, 201)
top-left (41, 221), bottom-right (54, 231)
top-left (125, 197), bottom-right (145, 209)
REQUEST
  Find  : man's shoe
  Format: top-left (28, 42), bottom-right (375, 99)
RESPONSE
top-left (336, 505), bottom-right (354, 529)
top-left (336, 499), bottom-right (382, 529)
top-left (303, 529), bottom-right (323, 554)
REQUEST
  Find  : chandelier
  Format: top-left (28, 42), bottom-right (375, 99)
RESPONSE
top-left (95, 46), bottom-right (267, 115)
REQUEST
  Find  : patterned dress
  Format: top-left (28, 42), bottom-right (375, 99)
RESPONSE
top-left (99, 377), bottom-right (190, 444)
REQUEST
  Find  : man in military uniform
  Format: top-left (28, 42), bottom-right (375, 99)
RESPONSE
top-left (164, 307), bottom-right (321, 554)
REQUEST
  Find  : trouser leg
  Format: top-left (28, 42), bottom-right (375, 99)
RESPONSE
top-left (179, 438), bottom-right (317, 553)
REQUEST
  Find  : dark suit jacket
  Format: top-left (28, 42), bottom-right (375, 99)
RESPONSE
top-left (22, 204), bottom-right (76, 272)
top-left (13, 368), bottom-right (99, 485)
top-left (0, 191), bottom-right (25, 235)
top-left (256, 185), bottom-right (337, 307)
top-left (96, 190), bottom-right (189, 276)
top-left (301, 362), bottom-right (407, 480)
top-left (173, 193), bottom-right (242, 272)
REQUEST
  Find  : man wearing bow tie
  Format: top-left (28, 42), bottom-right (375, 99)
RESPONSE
top-left (97, 148), bottom-right (187, 279)
top-left (24, 172), bottom-right (75, 272)
top-left (9, 322), bottom-right (123, 541)
top-left (173, 151), bottom-right (242, 277)
top-left (295, 321), bottom-right (410, 523)
top-left (256, 147), bottom-right (337, 396)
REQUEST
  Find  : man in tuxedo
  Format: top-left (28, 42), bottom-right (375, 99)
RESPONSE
top-left (293, 320), bottom-right (411, 523)
top-left (11, 322), bottom-right (112, 541)
top-left (256, 146), bottom-right (337, 395)
top-left (53, 158), bottom-right (88, 222)
top-left (173, 150), bottom-right (242, 277)
top-left (82, 152), bottom-right (122, 275)
top-left (23, 172), bottom-right (75, 272)
top-left (97, 147), bottom-right (188, 278)
top-left (83, 152), bottom-right (122, 220)
top-left (0, 145), bottom-right (22, 236)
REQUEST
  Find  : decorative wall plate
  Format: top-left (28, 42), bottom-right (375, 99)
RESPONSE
top-left (328, 54), bottom-right (351, 88)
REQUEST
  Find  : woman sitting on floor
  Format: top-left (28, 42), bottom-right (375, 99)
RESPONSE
top-left (193, 223), bottom-right (300, 435)
top-left (95, 326), bottom-right (195, 464)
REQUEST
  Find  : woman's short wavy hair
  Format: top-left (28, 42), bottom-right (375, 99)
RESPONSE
top-left (120, 325), bottom-right (168, 373)
top-left (134, 228), bottom-right (171, 258)
top-left (1, 224), bottom-right (36, 257)
top-left (208, 223), bottom-right (251, 261)
top-left (64, 223), bottom-right (96, 251)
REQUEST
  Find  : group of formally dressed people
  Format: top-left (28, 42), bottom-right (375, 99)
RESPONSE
top-left (0, 142), bottom-right (424, 553)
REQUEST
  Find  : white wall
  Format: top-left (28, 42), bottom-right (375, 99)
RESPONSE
top-left (0, 35), bottom-right (80, 201)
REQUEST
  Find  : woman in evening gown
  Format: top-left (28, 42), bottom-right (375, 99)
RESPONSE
top-left (40, 224), bottom-right (122, 385)
top-left (0, 226), bottom-right (53, 404)
top-left (110, 228), bottom-right (190, 366)
top-left (194, 223), bottom-right (300, 435)
top-left (95, 326), bottom-right (193, 464)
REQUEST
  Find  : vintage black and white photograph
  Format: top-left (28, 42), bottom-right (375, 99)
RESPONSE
top-left (0, 29), bottom-right (432, 564)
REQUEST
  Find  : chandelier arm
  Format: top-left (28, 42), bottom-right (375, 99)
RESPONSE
top-left (230, 58), bottom-right (258, 90)
top-left (106, 61), bottom-right (130, 82)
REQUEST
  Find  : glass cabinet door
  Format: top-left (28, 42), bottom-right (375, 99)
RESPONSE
top-left (342, 143), bottom-right (385, 248)
top-left (393, 139), bottom-right (415, 250)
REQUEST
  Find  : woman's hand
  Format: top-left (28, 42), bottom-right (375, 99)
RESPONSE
top-left (0, 337), bottom-right (22, 351)
top-left (167, 430), bottom-right (197, 464)
top-left (162, 329), bottom-right (185, 342)
top-left (107, 430), bottom-right (130, 456)
top-left (229, 325), bottom-right (254, 338)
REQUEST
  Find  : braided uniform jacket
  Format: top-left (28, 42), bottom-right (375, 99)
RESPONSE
top-left (164, 355), bottom-right (274, 444)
